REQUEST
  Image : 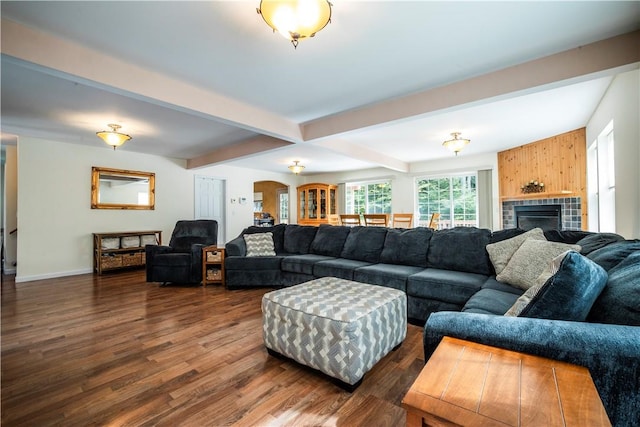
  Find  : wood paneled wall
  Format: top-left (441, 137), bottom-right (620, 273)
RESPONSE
top-left (498, 128), bottom-right (587, 228)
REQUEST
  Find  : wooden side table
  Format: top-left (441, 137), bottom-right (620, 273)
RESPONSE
top-left (402, 336), bottom-right (611, 427)
top-left (201, 245), bottom-right (225, 287)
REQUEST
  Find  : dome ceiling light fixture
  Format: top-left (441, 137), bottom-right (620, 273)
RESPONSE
top-left (96, 124), bottom-right (132, 150)
top-left (257, 0), bottom-right (332, 49)
top-left (288, 160), bottom-right (305, 174)
top-left (442, 132), bottom-right (470, 156)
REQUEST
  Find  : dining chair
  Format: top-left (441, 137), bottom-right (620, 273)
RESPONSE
top-left (392, 213), bottom-right (413, 228)
top-left (363, 214), bottom-right (389, 227)
top-left (428, 213), bottom-right (441, 229)
top-left (339, 214), bottom-right (362, 227)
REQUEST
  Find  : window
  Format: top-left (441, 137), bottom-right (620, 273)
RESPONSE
top-left (588, 120), bottom-right (616, 232)
top-left (278, 189), bottom-right (289, 224)
top-left (416, 173), bottom-right (477, 229)
top-left (345, 180), bottom-right (391, 214)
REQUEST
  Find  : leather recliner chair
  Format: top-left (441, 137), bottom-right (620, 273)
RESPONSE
top-left (146, 220), bottom-right (218, 285)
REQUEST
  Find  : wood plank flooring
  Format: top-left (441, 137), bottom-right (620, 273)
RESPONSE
top-left (1, 271), bottom-right (425, 426)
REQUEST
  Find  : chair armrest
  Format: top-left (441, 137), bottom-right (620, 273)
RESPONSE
top-left (225, 236), bottom-right (246, 257)
top-left (424, 312), bottom-right (640, 426)
top-left (146, 245), bottom-right (173, 256)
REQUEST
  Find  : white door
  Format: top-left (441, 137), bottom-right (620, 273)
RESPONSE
top-left (194, 175), bottom-right (225, 244)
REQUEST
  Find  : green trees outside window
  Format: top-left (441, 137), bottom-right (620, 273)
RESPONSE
top-left (416, 174), bottom-right (477, 229)
top-left (346, 181), bottom-right (391, 214)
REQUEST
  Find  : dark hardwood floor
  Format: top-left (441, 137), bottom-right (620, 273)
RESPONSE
top-left (1, 271), bottom-right (425, 426)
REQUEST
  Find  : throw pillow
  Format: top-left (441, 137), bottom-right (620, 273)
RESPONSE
top-left (244, 232), bottom-right (276, 257)
top-left (486, 228), bottom-right (546, 275)
top-left (496, 239), bottom-right (581, 290)
top-left (587, 251), bottom-right (640, 326)
top-left (505, 251), bottom-right (607, 321)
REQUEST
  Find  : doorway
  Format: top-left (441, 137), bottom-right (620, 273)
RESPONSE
top-left (194, 175), bottom-right (226, 244)
top-left (254, 181), bottom-right (289, 225)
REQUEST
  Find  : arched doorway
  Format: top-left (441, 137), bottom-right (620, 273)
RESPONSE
top-left (253, 181), bottom-right (289, 225)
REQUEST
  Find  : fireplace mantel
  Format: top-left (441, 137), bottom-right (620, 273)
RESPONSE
top-left (501, 191), bottom-right (574, 202)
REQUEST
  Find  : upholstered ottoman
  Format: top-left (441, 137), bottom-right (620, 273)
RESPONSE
top-left (262, 277), bottom-right (407, 390)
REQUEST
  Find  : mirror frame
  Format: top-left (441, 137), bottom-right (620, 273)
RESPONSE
top-left (91, 166), bottom-right (155, 210)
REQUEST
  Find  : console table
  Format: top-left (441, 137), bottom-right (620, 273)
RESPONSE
top-left (93, 231), bottom-right (162, 275)
top-left (402, 336), bottom-right (610, 427)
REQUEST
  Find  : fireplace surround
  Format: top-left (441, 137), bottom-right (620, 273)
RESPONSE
top-left (502, 197), bottom-right (581, 230)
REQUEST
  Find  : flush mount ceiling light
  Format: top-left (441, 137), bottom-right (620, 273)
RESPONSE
top-left (257, 0), bottom-right (332, 49)
top-left (288, 160), bottom-right (305, 174)
top-left (442, 132), bottom-right (470, 156)
top-left (96, 124), bottom-right (132, 150)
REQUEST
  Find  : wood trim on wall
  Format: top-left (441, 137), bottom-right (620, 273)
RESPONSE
top-left (498, 128), bottom-right (587, 229)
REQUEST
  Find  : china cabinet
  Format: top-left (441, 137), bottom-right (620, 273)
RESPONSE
top-left (297, 183), bottom-right (339, 226)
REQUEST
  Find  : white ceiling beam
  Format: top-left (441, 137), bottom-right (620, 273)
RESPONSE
top-left (302, 30), bottom-right (640, 141)
top-left (0, 18), bottom-right (303, 143)
top-left (314, 139), bottom-right (409, 173)
top-left (187, 135), bottom-right (293, 169)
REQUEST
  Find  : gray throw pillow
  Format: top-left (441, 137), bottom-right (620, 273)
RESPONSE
top-left (505, 251), bottom-right (607, 321)
top-left (244, 232), bottom-right (276, 257)
top-left (486, 227), bottom-right (546, 275)
top-left (496, 239), bottom-right (581, 290)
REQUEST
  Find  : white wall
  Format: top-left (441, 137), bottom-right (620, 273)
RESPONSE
top-left (3, 145), bottom-right (18, 273)
top-left (303, 152), bottom-right (500, 230)
top-left (15, 137), bottom-right (297, 282)
top-left (586, 69), bottom-right (640, 239)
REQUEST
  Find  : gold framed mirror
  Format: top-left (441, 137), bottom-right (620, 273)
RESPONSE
top-left (91, 167), bottom-right (155, 210)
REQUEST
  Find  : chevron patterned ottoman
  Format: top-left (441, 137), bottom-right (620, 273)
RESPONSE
top-left (262, 277), bottom-right (407, 390)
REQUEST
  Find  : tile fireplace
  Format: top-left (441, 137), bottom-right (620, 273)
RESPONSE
top-left (502, 197), bottom-right (581, 230)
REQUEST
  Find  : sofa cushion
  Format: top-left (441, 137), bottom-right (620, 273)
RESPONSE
top-left (587, 240), bottom-right (640, 271)
top-left (481, 277), bottom-right (525, 296)
top-left (243, 232), bottom-right (276, 257)
top-left (313, 258), bottom-right (373, 281)
top-left (310, 224), bottom-right (351, 257)
top-left (486, 227), bottom-right (546, 275)
top-left (407, 268), bottom-right (488, 305)
top-left (576, 232), bottom-right (625, 255)
top-left (588, 251), bottom-right (640, 326)
top-left (543, 229), bottom-right (592, 244)
top-left (427, 227), bottom-right (492, 275)
top-left (489, 228), bottom-right (526, 244)
top-left (462, 288), bottom-right (521, 315)
top-left (353, 263), bottom-right (424, 292)
top-left (224, 255), bottom-right (284, 271)
top-left (283, 225), bottom-right (318, 255)
top-left (379, 227), bottom-right (431, 267)
top-left (505, 251), bottom-right (607, 321)
top-left (340, 226), bottom-right (387, 263)
top-left (496, 239), bottom-right (581, 290)
top-left (281, 254), bottom-right (335, 275)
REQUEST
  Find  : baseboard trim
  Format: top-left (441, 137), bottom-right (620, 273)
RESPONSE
top-left (16, 268), bottom-right (93, 283)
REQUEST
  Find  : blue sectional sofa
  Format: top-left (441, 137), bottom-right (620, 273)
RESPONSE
top-left (226, 223), bottom-right (639, 425)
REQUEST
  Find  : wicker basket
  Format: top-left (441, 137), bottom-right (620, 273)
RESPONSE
top-left (122, 253), bottom-right (143, 267)
top-left (101, 255), bottom-right (123, 269)
top-left (206, 269), bottom-right (221, 281)
top-left (206, 251), bottom-right (222, 262)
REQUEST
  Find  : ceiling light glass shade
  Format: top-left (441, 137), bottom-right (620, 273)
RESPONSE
top-left (96, 124), bottom-right (132, 150)
top-left (288, 160), bottom-right (305, 174)
top-left (442, 132), bottom-right (470, 155)
top-left (258, 0), bottom-right (332, 48)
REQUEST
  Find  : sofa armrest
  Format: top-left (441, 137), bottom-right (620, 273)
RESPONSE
top-left (225, 236), bottom-right (246, 257)
top-left (424, 312), bottom-right (640, 427)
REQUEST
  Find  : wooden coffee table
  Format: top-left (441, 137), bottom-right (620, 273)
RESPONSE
top-left (402, 336), bottom-right (611, 427)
